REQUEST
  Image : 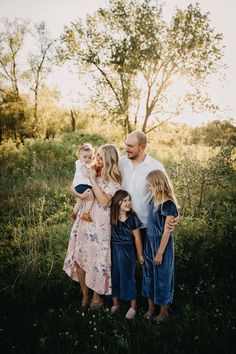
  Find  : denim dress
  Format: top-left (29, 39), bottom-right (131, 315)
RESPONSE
top-left (142, 200), bottom-right (178, 305)
top-left (111, 214), bottom-right (142, 301)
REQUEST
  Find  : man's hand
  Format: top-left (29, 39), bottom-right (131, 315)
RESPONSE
top-left (166, 215), bottom-right (179, 232)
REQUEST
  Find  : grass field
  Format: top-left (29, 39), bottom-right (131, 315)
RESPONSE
top-left (0, 133), bottom-right (235, 353)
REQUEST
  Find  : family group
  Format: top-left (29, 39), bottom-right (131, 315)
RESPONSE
top-left (63, 131), bottom-right (179, 322)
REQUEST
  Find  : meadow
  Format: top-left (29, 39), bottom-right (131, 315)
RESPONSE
top-left (0, 132), bottom-right (235, 354)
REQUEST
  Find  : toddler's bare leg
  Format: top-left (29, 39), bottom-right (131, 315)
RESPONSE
top-left (70, 198), bottom-right (82, 222)
top-left (73, 198), bottom-right (82, 214)
top-left (83, 199), bottom-right (93, 214)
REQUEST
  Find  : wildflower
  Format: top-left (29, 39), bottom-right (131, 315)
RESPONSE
top-left (81, 312), bottom-right (85, 317)
top-left (94, 328), bottom-right (97, 331)
top-left (94, 345), bottom-right (98, 349)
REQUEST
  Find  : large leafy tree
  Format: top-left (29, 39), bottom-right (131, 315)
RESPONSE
top-left (59, 0), bottom-right (224, 134)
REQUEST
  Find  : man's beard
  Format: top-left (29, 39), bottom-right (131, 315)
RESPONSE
top-left (127, 153), bottom-right (138, 160)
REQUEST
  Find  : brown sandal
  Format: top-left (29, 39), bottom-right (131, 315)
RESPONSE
top-left (81, 297), bottom-right (91, 310)
top-left (89, 299), bottom-right (103, 310)
top-left (81, 212), bottom-right (93, 222)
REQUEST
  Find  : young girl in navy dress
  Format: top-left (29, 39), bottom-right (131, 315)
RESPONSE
top-left (110, 190), bottom-right (144, 320)
top-left (142, 170), bottom-right (179, 322)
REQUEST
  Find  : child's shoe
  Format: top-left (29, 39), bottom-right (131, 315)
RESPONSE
top-left (154, 313), bottom-right (169, 322)
top-left (69, 212), bottom-right (77, 222)
top-left (81, 212), bottom-right (92, 222)
top-left (125, 307), bottom-right (136, 320)
top-left (144, 309), bottom-right (154, 320)
top-left (110, 304), bottom-right (120, 315)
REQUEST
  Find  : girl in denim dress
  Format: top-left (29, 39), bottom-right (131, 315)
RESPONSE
top-left (142, 170), bottom-right (179, 322)
top-left (110, 190), bottom-right (144, 319)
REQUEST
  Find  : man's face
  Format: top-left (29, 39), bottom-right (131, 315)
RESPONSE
top-left (125, 135), bottom-right (142, 160)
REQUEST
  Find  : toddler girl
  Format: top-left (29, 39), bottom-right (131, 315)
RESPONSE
top-left (70, 143), bottom-right (95, 222)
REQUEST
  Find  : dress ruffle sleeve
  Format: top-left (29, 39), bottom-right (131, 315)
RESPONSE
top-left (126, 214), bottom-right (143, 230)
top-left (161, 200), bottom-right (178, 217)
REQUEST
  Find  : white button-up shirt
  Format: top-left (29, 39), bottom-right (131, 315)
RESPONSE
top-left (119, 155), bottom-right (165, 227)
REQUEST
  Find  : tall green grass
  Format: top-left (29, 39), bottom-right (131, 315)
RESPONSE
top-left (0, 133), bottom-right (235, 353)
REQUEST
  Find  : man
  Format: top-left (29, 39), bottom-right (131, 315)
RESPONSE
top-left (119, 130), bottom-right (177, 243)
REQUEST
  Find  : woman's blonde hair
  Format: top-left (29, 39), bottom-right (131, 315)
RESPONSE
top-left (98, 144), bottom-right (122, 183)
top-left (146, 170), bottom-right (179, 210)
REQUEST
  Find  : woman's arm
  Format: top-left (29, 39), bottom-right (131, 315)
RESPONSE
top-left (70, 184), bottom-right (94, 201)
top-left (153, 215), bottom-right (174, 266)
top-left (133, 229), bottom-right (144, 265)
top-left (92, 182), bottom-right (112, 208)
top-left (88, 169), bottom-right (111, 208)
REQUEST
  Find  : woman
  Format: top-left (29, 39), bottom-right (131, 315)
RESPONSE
top-left (63, 144), bottom-right (121, 309)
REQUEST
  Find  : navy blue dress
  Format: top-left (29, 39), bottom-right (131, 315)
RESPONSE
top-left (111, 214), bottom-right (142, 301)
top-left (142, 200), bottom-right (178, 305)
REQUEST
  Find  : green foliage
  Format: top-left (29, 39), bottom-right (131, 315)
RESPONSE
top-left (59, 0), bottom-right (224, 133)
top-left (191, 119), bottom-right (236, 146)
top-left (168, 146), bottom-right (235, 211)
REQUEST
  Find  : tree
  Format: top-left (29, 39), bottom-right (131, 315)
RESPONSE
top-left (59, 0), bottom-right (224, 134)
top-left (0, 19), bottom-right (57, 141)
top-left (191, 120), bottom-right (236, 146)
top-left (26, 22), bottom-right (55, 133)
top-left (0, 18), bottom-right (29, 99)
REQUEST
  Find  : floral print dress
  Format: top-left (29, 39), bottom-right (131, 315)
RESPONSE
top-left (63, 177), bottom-right (120, 295)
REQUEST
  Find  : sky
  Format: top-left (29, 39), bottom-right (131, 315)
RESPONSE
top-left (1, 0), bottom-right (236, 126)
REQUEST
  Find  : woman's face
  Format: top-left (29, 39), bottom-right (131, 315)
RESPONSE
top-left (95, 150), bottom-right (104, 168)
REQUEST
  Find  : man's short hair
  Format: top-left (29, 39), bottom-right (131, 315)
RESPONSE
top-left (133, 130), bottom-right (147, 147)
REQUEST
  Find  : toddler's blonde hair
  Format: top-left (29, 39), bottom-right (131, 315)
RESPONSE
top-left (76, 143), bottom-right (94, 158)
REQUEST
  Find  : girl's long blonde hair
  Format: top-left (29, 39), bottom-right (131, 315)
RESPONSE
top-left (99, 144), bottom-right (122, 183)
top-left (147, 170), bottom-right (179, 210)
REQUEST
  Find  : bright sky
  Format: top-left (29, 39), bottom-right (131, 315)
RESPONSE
top-left (1, 0), bottom-right (236, 126)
